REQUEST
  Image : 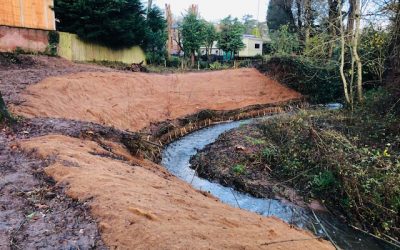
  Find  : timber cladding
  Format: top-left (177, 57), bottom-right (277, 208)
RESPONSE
top-left (58, 32), bottom-right (146, 64)
top-left (0, 0), bottom-right (55, 30)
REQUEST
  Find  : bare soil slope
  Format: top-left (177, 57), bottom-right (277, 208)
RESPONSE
top-left (2, 57), bottom-right (332, 249)
top-left (20, 135), bottom-right (333, 250)
top-left (12, 68), bottom-right (301, 131)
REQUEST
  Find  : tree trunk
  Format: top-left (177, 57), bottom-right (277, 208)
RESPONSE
top-left (328, 0), bottom-right (339, 58)
top-left (347, 0), bottom-right (356, 39)
top-left (296, 0), bottom-right (303, 37)
top-left (389, 0), bottom-right (400, 77)
top-left (191, 52), bottom-right (195, 67)
top-left (352, 0), bottom-right (363, 102)
top-left (338, 0), bottom-right (352, 105)
top-left (296, 0), bottom-right (302, 28)
top-left (304, 0), bottom-right (312, 52)
top-left (147, 0), bottom-right (153, 18)
top-left (0, 92), bottom-right (12, 123)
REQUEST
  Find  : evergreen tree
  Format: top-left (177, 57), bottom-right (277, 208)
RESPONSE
top-left (145, 6), bottom-right (168, 64)
top-left (54, 0), bottom-right (147, 48)
top-left (267, 0), bottom-right (296, 31)
top-left (217, 16), bottom-right (245, 60)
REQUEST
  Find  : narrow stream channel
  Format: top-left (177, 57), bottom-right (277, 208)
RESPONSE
top-left (161, 118), bottom-right (395, 250)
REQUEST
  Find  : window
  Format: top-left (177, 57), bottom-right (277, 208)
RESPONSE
top-left (255, 43), bottom-right (260, 49)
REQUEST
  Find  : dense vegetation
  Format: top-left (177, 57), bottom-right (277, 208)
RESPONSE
top-left (255, 0), bottom-right (400, 243)
top-left (54, 0), bottom-right (148, 48)
top-left (258, 56), bottom-right (342, 103)
top-left (265, 0), bottom-right (399, 107)
top-left (254, 88), bottom-right (399, 240)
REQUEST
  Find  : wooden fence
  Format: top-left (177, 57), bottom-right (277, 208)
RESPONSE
top-left (0, 0), bottom-right (55, 30)
top-left (58, 32), bottom-right (146, 64)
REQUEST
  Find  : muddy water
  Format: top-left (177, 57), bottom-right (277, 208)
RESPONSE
top-left (161, 118), bottom-right (395, 250)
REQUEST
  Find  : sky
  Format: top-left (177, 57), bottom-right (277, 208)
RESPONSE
top-left (149, 0), bottom-right (269, 22)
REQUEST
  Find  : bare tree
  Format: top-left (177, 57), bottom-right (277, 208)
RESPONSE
top-left (347, 0), bottom-right (356, 37)
top-left (339, 0), bottom-right (352, 105)
top-left (352, 0), bottom-right (363, 102)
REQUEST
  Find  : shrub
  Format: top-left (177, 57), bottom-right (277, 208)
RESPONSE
top-left (209, 61), bottom-right (229, 70)
top-left (359, 26), bottom-right (390, 86)
top-left (167, 56), bottom-right (181, 68)
top-left (258, 56), bottom-right (342, 103)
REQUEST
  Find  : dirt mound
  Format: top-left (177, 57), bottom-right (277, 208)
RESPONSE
top-left (19, 135), bottom-right (333, 249)
top-left (12, 68), bottom-right (301, 131)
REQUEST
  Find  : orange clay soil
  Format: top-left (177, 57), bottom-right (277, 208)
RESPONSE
top-left (11, 68), bottom-right (301, 131)
top-left (20, 135), bottom-right (333, 249)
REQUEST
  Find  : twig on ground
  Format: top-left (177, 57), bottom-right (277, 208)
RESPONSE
top-left (230, 188), bottom-right (241, 209)
top-left (350, 225), bottom-right (400, 249)
top-left (261, 236), bottom-right (323, 246)
top-left (312, 210), bottom-right (341, 250)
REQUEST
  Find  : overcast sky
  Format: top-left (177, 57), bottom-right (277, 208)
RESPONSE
top-left (149, 0), bottom-right (269, 22)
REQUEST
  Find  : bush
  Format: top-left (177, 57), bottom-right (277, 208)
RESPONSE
top-left (359, 26), bottom-right (390, 86)
top-left (146, 52), bottom-right (166, 65)
top-left (166, 56), bottom-right (181, 68)
top-left (258, 56), bottom-right (342, 103)
top-left (209, 61), bottom-right (230, 70)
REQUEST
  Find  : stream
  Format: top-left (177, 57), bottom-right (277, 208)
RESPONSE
top-left (161, 117), bottom-right (395, 250)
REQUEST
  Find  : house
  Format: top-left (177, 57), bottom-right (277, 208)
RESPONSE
top-left (0, 0), bottom-right (56, 52)
top-left (200, 41), bottom-right (222, 57)
top-left (238, 35), bottom-right (264, 57)
top-left (199, 35), bottom-right (264, 59)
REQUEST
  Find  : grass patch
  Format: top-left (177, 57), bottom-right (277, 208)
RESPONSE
top-left (232, 164), bottom-right (246, 175)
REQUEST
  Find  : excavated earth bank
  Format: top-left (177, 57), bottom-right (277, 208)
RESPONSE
top-left (1, 55), bottom-right (333, 249)
top-left (11, 68), bottom-right (301, 131)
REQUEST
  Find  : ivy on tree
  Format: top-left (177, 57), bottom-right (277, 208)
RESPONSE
top-left (54, 0), bottom-right (147, 48)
